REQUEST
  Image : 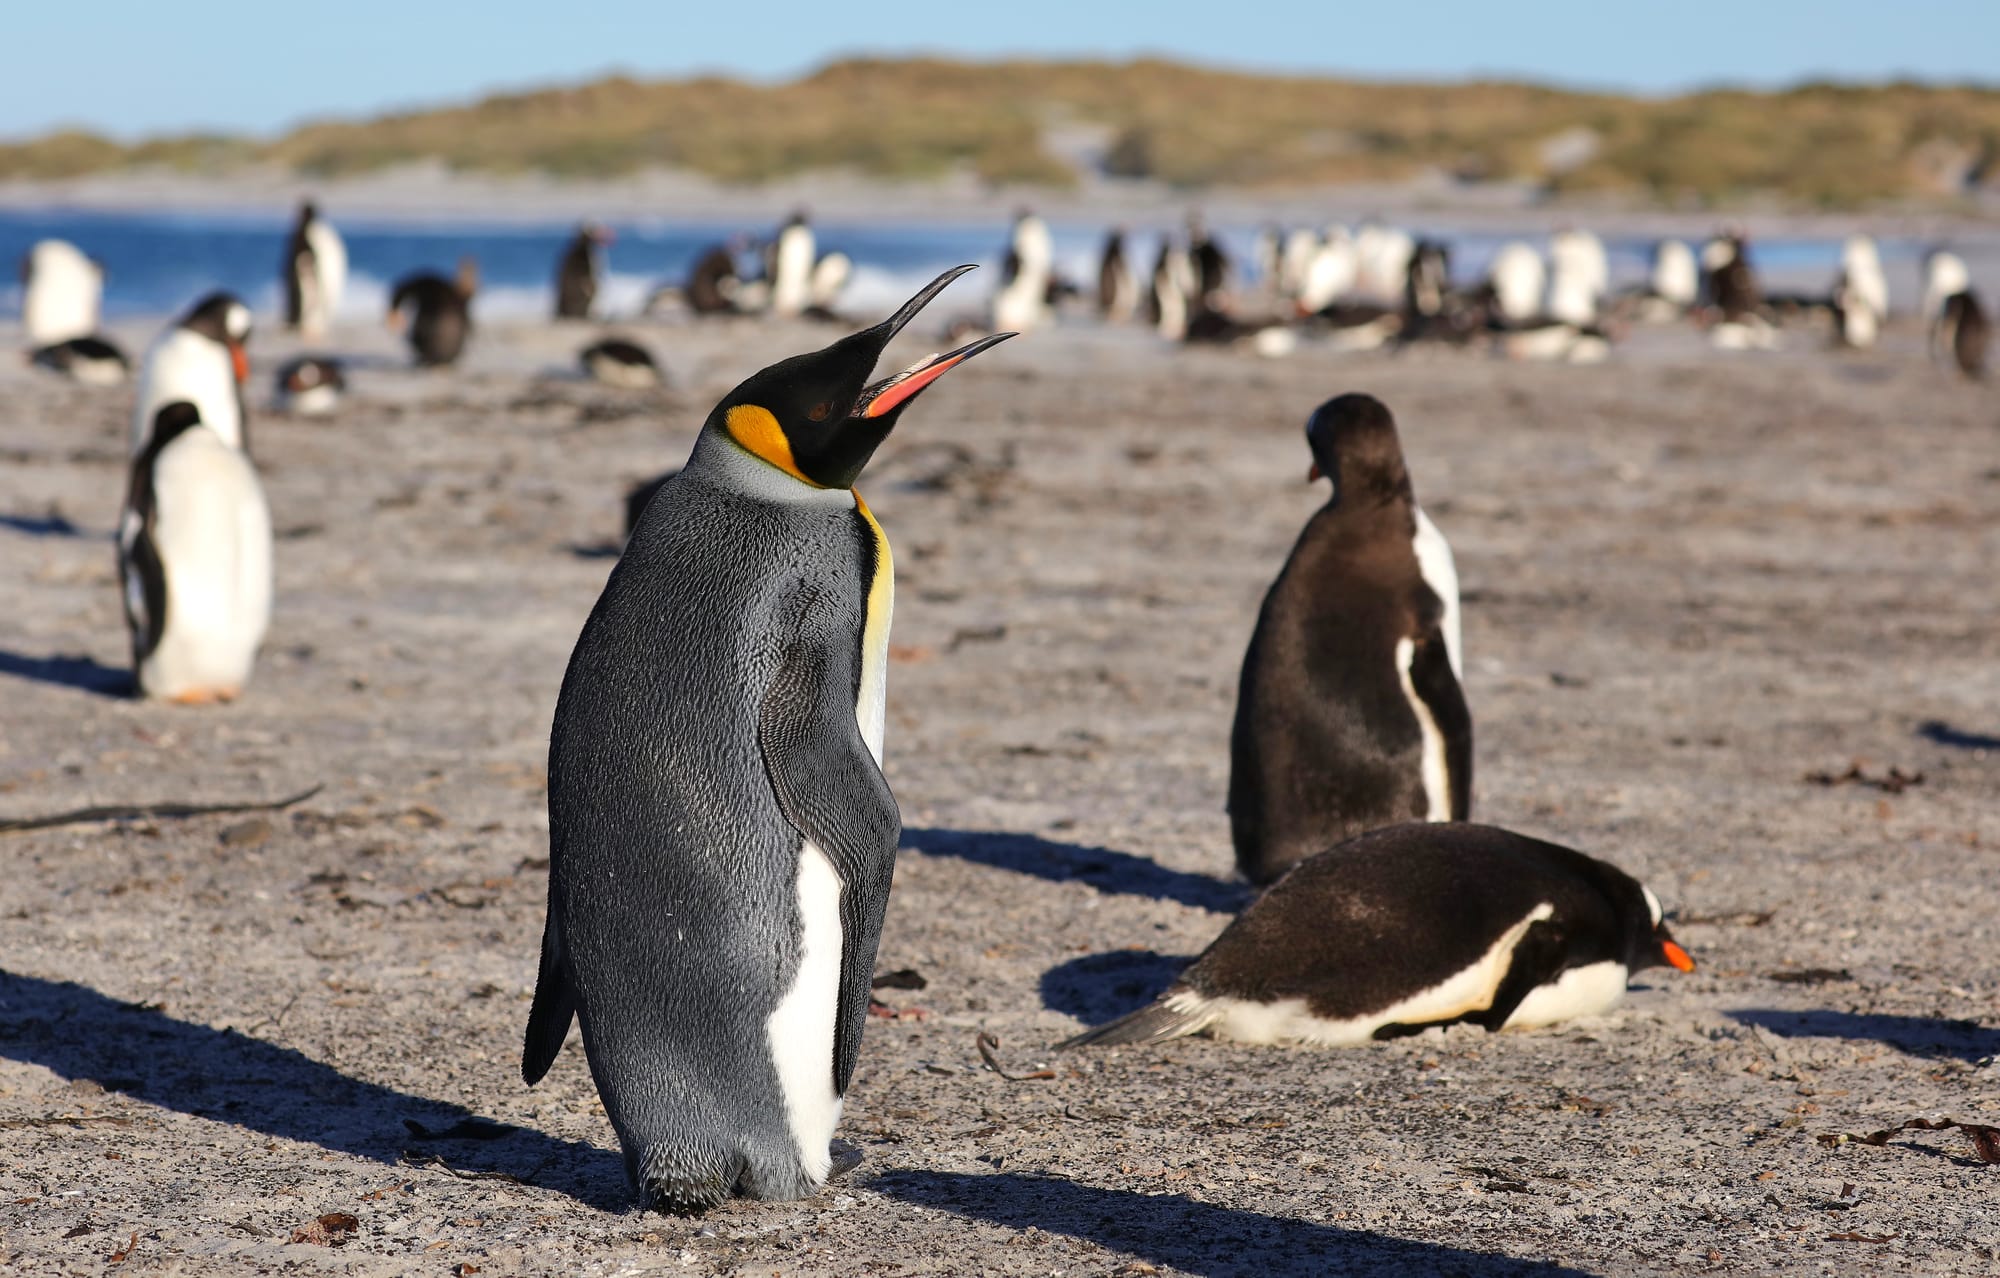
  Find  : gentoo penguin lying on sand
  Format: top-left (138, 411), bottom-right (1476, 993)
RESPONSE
top-left (1060, 823), bottom-right (1695, 1049)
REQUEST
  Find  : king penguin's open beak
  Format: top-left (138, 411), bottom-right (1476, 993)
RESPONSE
top-left (849, 264), bottom-right (1015, 420)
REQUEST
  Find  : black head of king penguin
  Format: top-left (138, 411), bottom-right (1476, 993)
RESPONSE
top-left (525, 266), bottom-right (1009, 1216)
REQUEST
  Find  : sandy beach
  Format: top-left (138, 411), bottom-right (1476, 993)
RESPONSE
top-left (0, 269), bottom-right (1997, 1276)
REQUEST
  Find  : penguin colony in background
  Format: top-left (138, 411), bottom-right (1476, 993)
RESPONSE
top-left (524, 268), bottom-right (1011, 1213)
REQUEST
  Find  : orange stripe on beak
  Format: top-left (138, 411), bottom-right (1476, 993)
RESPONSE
top-left (230, 342), bottom-right (249, 385)
top-left (1661, 940), bottom-right (1696, 973)
top-left (862, 350), bottom-right (970, 420)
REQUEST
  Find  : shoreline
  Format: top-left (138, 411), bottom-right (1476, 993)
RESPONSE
top-left (5, 163), bottom-right (1999, 242)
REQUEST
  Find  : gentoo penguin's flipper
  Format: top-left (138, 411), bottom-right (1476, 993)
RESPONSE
top-left (758, 593), bottom-right (901, 1095)
top-left (1469, 917), bottom-right (1572, 1032)
top-left (521, 915), bottom-right (575, 1085)
top-left (1055, 995), bottom-right (1212, 1050)
top-left (1407, 621), bottom-right (1473, 819)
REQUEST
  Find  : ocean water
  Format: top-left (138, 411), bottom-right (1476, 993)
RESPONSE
top-left (0, 206), bottom-right (1898, 328)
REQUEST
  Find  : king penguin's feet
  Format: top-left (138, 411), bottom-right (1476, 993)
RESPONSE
top-left (827, 1140), bottom-right (863, 1181)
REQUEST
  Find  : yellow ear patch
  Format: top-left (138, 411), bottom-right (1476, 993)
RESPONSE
top-left (724, 404), bottom-right (821, 487)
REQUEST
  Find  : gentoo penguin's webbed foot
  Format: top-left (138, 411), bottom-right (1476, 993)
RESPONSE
top-left (827, 1139), bottom-right (864, 1181)
top-left (167, 686), bottom-right (238, 706)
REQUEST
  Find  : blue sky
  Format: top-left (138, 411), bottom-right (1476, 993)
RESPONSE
top-left (7, 1), bottom-right (1996, 140)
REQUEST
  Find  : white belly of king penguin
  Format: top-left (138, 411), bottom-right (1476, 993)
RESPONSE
top-left (764, 494), bottom-right (892, 1180)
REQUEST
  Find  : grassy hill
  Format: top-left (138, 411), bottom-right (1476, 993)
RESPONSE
top-left (5, 58), bottom-right (1998, 207)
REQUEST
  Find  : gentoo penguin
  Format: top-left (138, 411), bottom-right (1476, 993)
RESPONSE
top-left (132, 292), bottom-right (252, 454)
top-left (1935, 291), bottom-right (1990, 380)
top-left (272, 356), bottom-right (345, 416)
top-left (1700, 234), bottom-right (1778, 349)
top-left (993, 210), bottom-right (1055, 334)
top-left (1633, 239), bottom-right (1697, 321)
top-left (1497, 320), bottom-right (1613, 364)
top-left (805, 251), bottom-right (852, 321)
top-left (1097, 229), bottom-right (1139, 323)
top-left (555, 222), bottom-right (612, 320)
top-left (1296, 228), bottom-right (1358, 315)
top-left (1547, 229), bottom-right (1608, 327)
top-left (579, 336), bottom-right (665, 388)
top-left (1353, 222), bottom-right (1415, 305)
top-left (1146, 241), bottom-right (1190, 340)
top-left (389, 259), bottom-right (477, 367)
top-left (1923, 250), bottom-right (1971, 340)
top-left (1228, 393), bottom-right (1470, 887)
top-left (20, 239), bottom-right (103, 346)
top-left (765, 211), bottom-right (817, 319)
top-left (1187, 215), bottom-right (1229, 307)
top-left (682, 243), bottom-right (745, 316)
top-left (119, 400), bottom-right (273, 704)
top-left (1486, 242), bottom-right (1546, 326)
top-left (1058, 822), bottom-right (1695, 1049)
top-left (1280, 227), bottom-right (1324, 301)
top-left (1403, 240), bottom-right (1452, 322)
top-left (523, 266), bottom-right (1011, 1214)
top-left (29, 336), bottom-right (129, 386)
top-left (281, 201), bottom-right (346, 340)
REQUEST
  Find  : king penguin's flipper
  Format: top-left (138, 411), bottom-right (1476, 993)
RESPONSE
top-left (1408, 606), bottom-right (1474, 819)
top-left (758, 590), bottom-right (901, 1095)
top-left (521, 915), bottom-right (576, 1084)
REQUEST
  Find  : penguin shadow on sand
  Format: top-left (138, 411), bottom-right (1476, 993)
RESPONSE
top-left (0, 971), bottom-right (629, 1210)
top-left (1039, 949), bottom-right (1191, 1026)
top-left (899, 827), bottom-right (1250, 914)
top-left (1916, 719), bottom-right (2000, 752)
top-left (0, 650), bottom-right (133, 698)
top-left (871, 1171), bottom-right (1593, 1278)
top-left (1726, 1008), bottom-right (2000, 1064)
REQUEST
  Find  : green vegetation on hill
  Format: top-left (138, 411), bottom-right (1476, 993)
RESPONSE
top-left (5, 59), bottom-right (1997, 206)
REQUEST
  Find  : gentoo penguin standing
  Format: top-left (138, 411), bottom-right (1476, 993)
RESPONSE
top-left (992, 210), bottom-right (1055, 333)
top-left (1280, 227), bottom-right (1325, 301)
top-left (1831, 234), bottom-right (1888, 349)
top-left (1547, 228), bottom-right (1608, 327)
top-left (1935, 290), bottom-right (1990, 380)
top-left (765, 211), bottom-right (817, 319)
top-left (1353, 222), bottom-right (1415, 305)
top-left (281, 201), bottom-right (346, 340)
top-left (1097, 229), bottom-right (1139, 323)
top-left (272, 356), bottom-right (345, 416)
top-left (523, 266), bottom-right (1011, 1214)
top-left (30, 336), bottom-right (129, 386)
top-left (1296, 228), bottom-right (1358, 314)
top-left (20, 239), bottom-right (103, 346)
top-left (680, 242), bottom-right (746, 316)
top-left (806, 251), bottom-right (852, 321)
top-left (555, 222), bottom-right (612, 320)
top-left (1636, 239), bottom-right (1698, 320)
top-left (1700, 234), bottom-right (1778, 349)
top-left (1486, 242), bottom-right (1546, 325)
top-left (389, 259), bottom-right (477, 367)
top-left (1922, 249), bottom-right (1971, 341)
top-left (1058, 822), bottom-right (1695, 1049)
top-left (119, 400), bottom-right (273, 704)
top-left (1146, 240), bottom-right (1191, 340)
top-left (132, 292), bottom-right (252, 454)
top-left (1187, 215), bottom-right (1229, 308)
top-left (579, 336), bottom-right (665, 388)
top-left (1228, 393), bottom-right (1470, 887)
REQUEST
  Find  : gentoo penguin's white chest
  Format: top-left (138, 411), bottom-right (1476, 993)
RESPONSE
top-left (136, 331), bottom-right (241, 452)
top-left (129, 426), bottom-right (273, 700)
top-left (1395, 506), bottom-right (1462, 821)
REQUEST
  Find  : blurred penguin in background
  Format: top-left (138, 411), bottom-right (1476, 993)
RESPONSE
top-left (556, 222), bottom-right (613, 321)
top-left (1831, 234), bottom-right (1888, 349)
top-left (282, 200), bottom-right (347, 340)
top-left (21, 239), bottom-right (104, 347)
top-left (389, 258), bottom-right (478, 367)
top-left (1547, 229), bottom-right (1607, 327)
top-left (765, 211), bottom-right (817, 318)
top-left (1097, 228), bottom-right (1139, 323)
top-left (1485, 242), bottom-right (1545, 326)
top-left (993, 209), bottom-right (1055, 333)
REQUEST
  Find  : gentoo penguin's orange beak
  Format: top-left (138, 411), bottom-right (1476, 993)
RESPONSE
top-left (1660, 940), bottom-right (1696, 972)
top-left (230, 342), bottom-right (250, 385)
top-left (1308, 461), bottom-right (1322, 482)
top-left (853, 332), bottom-right (1013, 420)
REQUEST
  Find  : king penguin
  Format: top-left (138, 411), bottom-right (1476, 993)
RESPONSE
top-left (119, 400), bottom-right (273, 703)
top-left (132, 292), bottom-right (252, 455)
top-left (1228, 393), bottom-right (1471, 887)
top-left (282, 200), bottom-right (347, 341)
top-left (523, 266), bottom-right (1012, 1214)
top-left (1059, 822), bottom-right (1695, 1049)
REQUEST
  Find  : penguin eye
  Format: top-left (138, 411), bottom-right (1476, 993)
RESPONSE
top-left (807, 401), bottom-right (832, 423)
